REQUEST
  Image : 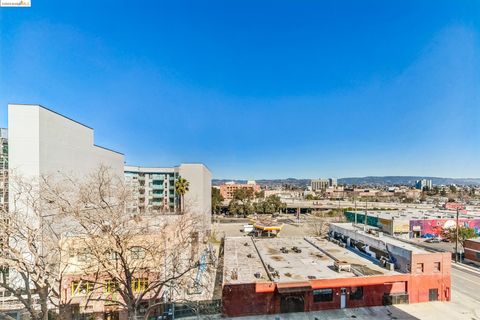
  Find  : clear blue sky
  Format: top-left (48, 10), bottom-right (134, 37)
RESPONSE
top-left (1, 1), bottom-right (479, 179)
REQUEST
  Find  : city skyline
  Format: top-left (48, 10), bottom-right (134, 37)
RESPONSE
top-left (1, 1), bottom-right (479, 179)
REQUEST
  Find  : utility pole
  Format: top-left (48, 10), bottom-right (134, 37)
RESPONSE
top-left (354, 193), bottom-right (357, 225)
top-left (455, 207), bottom-right (459, 263)
top-left (364, 199), bottom-right (368, 230)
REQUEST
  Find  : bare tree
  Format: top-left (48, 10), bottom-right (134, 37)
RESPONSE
top-left (41, 166), bottom-right (212, 320)
top-left (308, 215), bottom-right (326, 237)
top-left (0, 175), bottom-right (67, 320)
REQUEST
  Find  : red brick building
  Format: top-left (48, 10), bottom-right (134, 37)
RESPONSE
top-left (219, 181), bottom-right (261, 200)
top-left (464, 238), bottom-right (480, 265)
top-left (222, 224), bottom-right (451, 317)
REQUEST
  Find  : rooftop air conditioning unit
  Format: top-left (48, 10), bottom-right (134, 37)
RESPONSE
top-left (334, 261), bottom-right (351, 272)
top-left (385, 262), bottom-right (395, 271)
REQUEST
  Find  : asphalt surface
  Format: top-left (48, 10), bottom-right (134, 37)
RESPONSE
top-left (451, 266), bottom-right (480, 304)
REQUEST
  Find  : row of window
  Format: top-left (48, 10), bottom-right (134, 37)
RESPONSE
top-left (416, 261), bottom-right (441, 273)
top-left (69, 247), bottom-right (146, 261)
top-left (312, 287), bottom-right (364, 302)
top-left (71, 278), bottom-right (148, 296)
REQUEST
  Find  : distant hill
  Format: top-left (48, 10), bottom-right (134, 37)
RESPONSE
top-left (213, 176), bottom-right (480, 187)
top-left (338, 176), bottom-right (480, 186)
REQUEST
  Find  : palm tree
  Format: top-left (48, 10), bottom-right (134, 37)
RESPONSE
top-left (175, 176), bottom-right (190, 213)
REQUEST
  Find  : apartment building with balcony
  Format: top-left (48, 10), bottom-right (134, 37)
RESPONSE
top-left (219, 180), bottom-right (260, 200)
top-left (125, 164), bottom-right (212, 232)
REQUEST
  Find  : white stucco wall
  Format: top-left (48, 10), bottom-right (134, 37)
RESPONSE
top-left (179, 163), bottom-right (212, 231)
top-left (8, 104), bottom-right (124, 189)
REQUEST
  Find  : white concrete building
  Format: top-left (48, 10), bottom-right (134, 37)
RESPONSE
top-left (4, 104), bottom-right (125, 318)
top-left (0, 128), bottom-right (7, 212)
top-left (125, 164), bottom-right (212, 231)
top-left (7, 104), bottom-right (124, 184)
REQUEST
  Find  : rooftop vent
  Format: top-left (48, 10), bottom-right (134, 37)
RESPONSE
top-left (334, 260), bottom-right (352, 273)
top-left (291, 246), bottom-right (302, 253)
top-left (280, 247), bottom-right (289, 254)
top-left (231, 268), bottom-right (238, 280)
top-left (308, 275), bottom-right (316, 279)
top-left (254, 272), bottom-right (261, 279)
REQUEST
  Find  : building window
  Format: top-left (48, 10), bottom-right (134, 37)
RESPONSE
top-left (416, 263), bottom-right (424, 273)
top-left (313, 288), bottom-right (333, 302)
top-left (429, 288), bottom-right (438, 301)
top-left (475, 252), bottom-right (480, 260)
top-left (433, 262), bottom-right (441, 272)
top-left (106, 250), bottom-right (118, 261)
top-left (133, 278), bottom-right (149, 292)
top-left (350, 286), bottom-right (363, 300)
top-left (105, 280), bottom-right (119, 293)
top-left (130, 247), bottom-right (146, 260)
top-left (71, 281), bottom-right (94, 296)
top-left (77, 248), bottom-right (90, 262)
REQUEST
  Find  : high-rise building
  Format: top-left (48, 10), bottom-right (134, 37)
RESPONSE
top-left (125, 164), bottom-right (212, 231)
top-left (311, 178), bottom-right (329, 191)
top-left (415, 179), bottom-right (432, 190)
top-left (328, 178), bottom-right (338, 187)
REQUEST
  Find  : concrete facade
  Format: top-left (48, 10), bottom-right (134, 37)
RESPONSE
top-left (310, 179), bottom-right (329, 192)
top-left (219, 181), bottom-right (260, 200)
top-left (7, 104), bottom-right (124, 185)
top-left (0, 128), bottom-right (7, 212)
top-left (125, 164), bottom-right (212, 232)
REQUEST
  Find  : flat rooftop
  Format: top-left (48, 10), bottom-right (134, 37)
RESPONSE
top-left (330, 223), bottom-right (428, 254)
top-left (223, 236), bottom-right (400, 285)
top-left (348, 209), bottom-right (480, 220)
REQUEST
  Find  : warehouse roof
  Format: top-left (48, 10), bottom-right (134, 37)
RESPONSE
top-left (348, 209), bottom-right (480, 221)
top-left (223, 236), bottom-right (399, 285)
top-left (330, 223), bottom-right (428, 254)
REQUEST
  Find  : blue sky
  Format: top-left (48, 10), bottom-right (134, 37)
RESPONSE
top-left (1, 1), bottom-right (479, 179)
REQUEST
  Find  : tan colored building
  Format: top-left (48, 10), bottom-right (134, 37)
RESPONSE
top-left (59, 216), bottom-right (212, 320)
top-left (219, 181), bottom-right (261, 200)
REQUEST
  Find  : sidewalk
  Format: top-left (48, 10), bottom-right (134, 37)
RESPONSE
top-left (223, 306), bottom-right (419, 319)
top-left (452, 260), bottom-right (480, 274)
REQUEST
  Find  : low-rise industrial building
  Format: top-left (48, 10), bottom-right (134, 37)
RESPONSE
top-left (221, 223), bottom-right (450, 317)
top-left (464, 238), bottom-right (480, 265)
top-left (345, 210), bottom-right (480, 239)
